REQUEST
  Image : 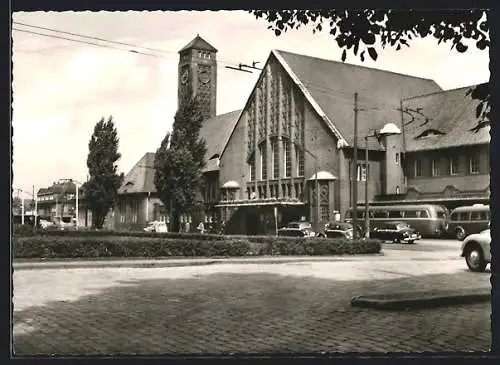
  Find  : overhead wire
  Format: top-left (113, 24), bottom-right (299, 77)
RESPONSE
top-left (12, 22), bottom-right (252, 68)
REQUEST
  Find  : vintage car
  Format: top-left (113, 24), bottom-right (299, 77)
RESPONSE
top-left (277, 221), bottom-right (316, 237)
top-left (370, 221), bottom-right (421, 244)
top-left (144, 221), bottom-right (168, 233)
top-left (460, 228), bottom-right (491, 272)
top-left (324, 222), bottom-right (358, 239)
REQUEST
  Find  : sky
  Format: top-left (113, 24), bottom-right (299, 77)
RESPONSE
top-left (11, 10), bottom-right (490, 197)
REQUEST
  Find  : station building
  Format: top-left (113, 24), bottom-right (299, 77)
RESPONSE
top-left (115, 35), bottom-right (489, 234)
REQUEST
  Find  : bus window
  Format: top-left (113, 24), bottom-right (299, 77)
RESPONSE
top-left (486, 211), bottom-right (490, 220)
top-left (458, 212), bottom-right (469, 221)
top-left (356, 211), bottom-right (364, 219)
top-left (405, 210), bottom-right (417, 218)
top-left (345, 211), bottom-right (352, 219)
top-left (450, 213), bottom-right (458, 221)
top-left (388, 211), bottom-right (403, 218)
top-left (419, 210), bottom-right (429, 218)
top-left (471, 212), bottom-right (482, 221)
top-left (373, 210), bottom-right (388, 218)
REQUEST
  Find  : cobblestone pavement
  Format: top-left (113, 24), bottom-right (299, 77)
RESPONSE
top-left (12, 256), bottom-right (491, 355)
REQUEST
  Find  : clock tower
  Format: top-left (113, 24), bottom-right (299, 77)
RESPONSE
top-left (178, 35), bottom-right (217, 119)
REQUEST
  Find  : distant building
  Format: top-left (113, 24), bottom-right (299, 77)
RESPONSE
top-left (36, 178), bottom-right (114, 229)
top-left (116, 35), bottom-right (489, 234)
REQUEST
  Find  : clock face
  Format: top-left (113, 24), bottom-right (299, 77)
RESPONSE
top-left (199, 71), bottom-right (210, 85)
top-left (181, 69), bottom-right (189, 84)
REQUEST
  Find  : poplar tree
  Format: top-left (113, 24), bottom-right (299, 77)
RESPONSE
top-left (85, 117), bottom-right (123, 229)
top-left (154, 93), bottom-right (207, 232)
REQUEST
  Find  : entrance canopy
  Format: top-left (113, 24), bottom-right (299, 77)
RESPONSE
top-left (307, 171), bottom-right (337, 181)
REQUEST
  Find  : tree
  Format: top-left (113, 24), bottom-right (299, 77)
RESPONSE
top-left (154, 93), bottom-right (207, 232)
top-left (251, 9), bottom-right (490, 130)
top-left (85, 117), bottom-right (123, 229)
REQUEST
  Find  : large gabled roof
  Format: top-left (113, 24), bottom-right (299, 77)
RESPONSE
top-left (273, 50), bottom-right (442, 150)
top-left (221, 49), bottom-right (443, 155)
top-left (403, 84), bottom-right (490, 151)
top-left (179, 35), bottom-right (218, 53)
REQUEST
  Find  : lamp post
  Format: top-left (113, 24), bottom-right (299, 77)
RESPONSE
top-left (363, 123), bottom-right (402, 238)
top-left (302, 147), bottom-right (320, 235)
top-left (71, 179), bottom-right (84, 230)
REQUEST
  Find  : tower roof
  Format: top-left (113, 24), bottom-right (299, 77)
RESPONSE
top-left (179, 34), bottom-right (218, 53)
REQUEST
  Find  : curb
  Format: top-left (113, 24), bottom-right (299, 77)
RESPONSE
top-left (13, 253), bottom-right (384, 270)
top-left (351, 289), bottom-right (491, 310)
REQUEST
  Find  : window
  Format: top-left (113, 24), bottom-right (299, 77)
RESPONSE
top-left (450, 213), bottom-right (458, 221)
top-left (388, 210), bottom-right (403, 218)
top-left (459, 212), bottom-right (470, 221)
top-left (395, 153), bottom-right (399, 165)
top-left (374, 210), bottom-right (388, 218)
top-left (259, 144), bottom-right (267, 180)
top-left (396, 186), bottom-right (400, 194)
top-left (431, 159), bottom-right (440, 177)
top-left (248, 155), bottom-right (255, 181)
top-left (357, 163), bottom-right (368, 182)
top-left (469, 153), bottom-right (480, 174)
top-left (449, 156), bottom-right (458, 175)
top-left (471, 212), bottom-right (482, 221)
top-left (295, 145), bottom-right (304, 177)
top-left (271, 139), bottom-right (279, 179)
top-left (414, 159), bottom-right (423, 177)
top-left (405, 210), bottom-right (417, 218)
top-left (283, 139), bottom-right (291, 177)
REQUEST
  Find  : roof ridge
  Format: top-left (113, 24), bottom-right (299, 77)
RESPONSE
top-left (273, 49), bottom-right (439, 85)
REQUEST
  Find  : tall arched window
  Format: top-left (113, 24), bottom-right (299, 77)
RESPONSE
top-left (271, 138), bottom-right (279, 179)
top-left (283, 138), bottom-right (291, 177)
top-left (259, 143), bottom-right (267, 180)
top-left (248, 153), bottom-right (255, 181)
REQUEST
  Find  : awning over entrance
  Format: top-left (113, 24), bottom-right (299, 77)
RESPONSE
top-left (215, 198), bottom-right (305, 208)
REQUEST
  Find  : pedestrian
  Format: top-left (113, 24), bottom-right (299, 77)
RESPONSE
top-left (219, 220), bottom-right (226, 235)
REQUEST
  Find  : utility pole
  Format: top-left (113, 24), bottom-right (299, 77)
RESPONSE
top-left (33, 185), bottom-right (38, 228)
top-left (352, 93), bottom-right (359, 239)
top-left (75, 181), bottom-right (79, 230)
top-left (400, 99), bottom-right (406, 154)
top-left (21, 192), bottom-right (25, 225)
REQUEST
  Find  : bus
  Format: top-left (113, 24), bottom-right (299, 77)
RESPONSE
top-left (345, 204), bottom-right (449, 238)
top-left (447, 204), bottom-right (490, 241)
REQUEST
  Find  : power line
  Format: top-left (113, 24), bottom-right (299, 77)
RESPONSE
top-left (13, 28), bottom-right (255, 75)
top-left (13, 21), bottom-right (178, 56)
top-left (13, 22), bottom-right (254, 68)
top-left (13, 28), bottom-right (163, 57)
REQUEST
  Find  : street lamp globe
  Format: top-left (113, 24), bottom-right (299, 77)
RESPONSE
top-left (379, 123), bottom-right (402, 137)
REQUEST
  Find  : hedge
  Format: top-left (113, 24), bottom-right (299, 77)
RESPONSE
top-left (12, 235), bottom-right (381, 259)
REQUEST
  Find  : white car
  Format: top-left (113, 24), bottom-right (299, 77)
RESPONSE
top-left (460, 228), bottom-right (491, 272)
top-left (144, 221), bottom-right (168, 233)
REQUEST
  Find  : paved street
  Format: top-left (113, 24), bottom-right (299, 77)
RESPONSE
top-left (12, 239), bottom-right (492, 355)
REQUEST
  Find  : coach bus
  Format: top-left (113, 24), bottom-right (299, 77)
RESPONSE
top-left (447, 204), bottom-right (490, 241)
top-left (345, 204), bottom-right (449, 238)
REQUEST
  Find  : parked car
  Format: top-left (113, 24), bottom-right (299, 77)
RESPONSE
top-left (325, 222), bottom-right (356, 239)
top-left (144, 221), bottom-right (168, 233)
top-left (278, 221), bottom-right (316, 237)
top-left (460, 228), bottom-right (491, 272)
top-left (370, 221), bottom-right (421, 244)
top-left (39, 219), bottom-right (54, 229)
